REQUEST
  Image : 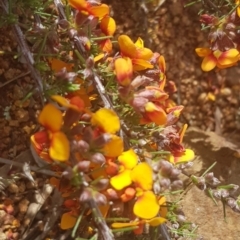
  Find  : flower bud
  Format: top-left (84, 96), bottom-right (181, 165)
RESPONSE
top-left (92, 133), bottom-right (112, 148)
top-left (152, 162), bottom-right (161, 173)
top-left (200, 14), bottom-right (216, 24)
top-left (171, 180), bottom-right (183, 190)
top-left (169, 168), bottom-right (181, 179)
top-left (106, 188), bottom-right (119, 200)
top-left (93, 178), bottom-right (109, 191)
top-left (80, 113), bottom-right (92, 122)
top-left (160, 160), bottom-right (173, 176)
top-left (159, 178), bottom-right (171, 190)
top-left (94, 192), bottom-right (107, 205)
top-left (226, 198), bottom-right (237, 209)
top-left (75, 140), bottom-right (90, 152)
top-left (90, 152), bottom-right (106, 165)
top-left (79, 188), bottom-right (92, 203)
top-left (76, 161), bottom-right (90, 172)
top-left (82, 127), bottom-right (94, 143)
top-left (204, 172), bottom-right (214, 181)
top-left (153, 182), bottom-right (161, 194)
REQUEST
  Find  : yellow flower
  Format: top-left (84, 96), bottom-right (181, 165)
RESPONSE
top-left (114, 57), bottom-right (133, 86)
top-left (69, 0), bottom-right (109, 19)
top-left (91, 108), bottom-right (120, 134)
top-left (37, 104), bottom-right (70, 161)
top-left (110, 149), bottom-right (138, 190)
top-left (118, 35), bottom-right (153, 71)
top-left (195, 47), bottom-right (239, 71)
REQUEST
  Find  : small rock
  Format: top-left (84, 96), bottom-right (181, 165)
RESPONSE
top-left (9, 120), bottom-right (19, 127)
top-left (16, 109), bottom-right (29, 122)
top-left (7, 183), bottom-right (19, 194)
top-left (220, 87), bottom-right (232, 97)
top-left (18, 199), bottom-right (30, 214)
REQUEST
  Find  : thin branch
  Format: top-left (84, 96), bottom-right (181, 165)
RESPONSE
top-left (0, 157), bottom-right (60, 177)
top-left (1, 0), bottom-right (44, 105)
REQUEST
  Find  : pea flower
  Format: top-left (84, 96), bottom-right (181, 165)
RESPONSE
top-left (91, 108), bottom-right (123, 157)
top-left (69, 0), bottom-right (109, 19)
top-left (32, 104), bottom-right (70, 162)
top-left (117, 35), bottom-right (153, 71)
top-left (195, 47), bottom-right (239, 71)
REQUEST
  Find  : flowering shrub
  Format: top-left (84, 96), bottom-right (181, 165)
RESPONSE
top-left (23, 0), bottom-right (240, 239)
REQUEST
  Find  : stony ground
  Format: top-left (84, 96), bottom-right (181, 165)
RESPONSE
top-left (1, 0), bottom-right (240, 239)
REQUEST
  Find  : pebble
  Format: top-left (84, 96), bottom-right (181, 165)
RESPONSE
top-left (7, 183), bottom-right (19, 194)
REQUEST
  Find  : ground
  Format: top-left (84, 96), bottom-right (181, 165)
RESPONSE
top-left (0, 0), bottom-right (240, 239)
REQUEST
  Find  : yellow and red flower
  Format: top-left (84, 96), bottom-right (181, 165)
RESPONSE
top-left (117, 35), bottom-right (153, 71)
top-left (195, 47), bottom-right (239, 71)
top-left (31, 104), bottom-right (70, 162)
top-left (69, 0), bottom-right (109, 19)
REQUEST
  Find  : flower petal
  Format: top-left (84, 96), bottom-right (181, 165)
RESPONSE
top-left (38, 104), bottom-right (63, 132)
top-left (60, 212), bottom-right (77, 230)
top-left (91, 108), bottom-right (120, 133)
top-left (134, 191), bottom-right (159, 219)
top-left (99, 38), bottom-right (112, 53)
top-left (111, 222), bottom-right (139, 228)
top-left (100, 16), bottom-right (116, 36)
top-left (136, 47), bottom-right (153, 60)
top-left (147, 217), bottom-right (166, 226)
top-left (218, 49), bottom-right (239, 66)
top-left (114, 57), bottom-right (133, 86)
top-left (102, 135), bottom-right (123, 157)
top-left (50, 132), bottom-right (70, 161)
top-left (158, 55), bottom-right (166, 73)
top-left (89, 4), bottom-right (109, 19)
top-left (110, 169), bottom-right (132, 190)
top-left (201, 54), bottom-right (216, 72)
top-left (118, 35), bottom-right (137, 59)
top-left (51, 95), bottom-right (84, 112)
top-left (131, 162), bottom-right (153, 190)
top-left (118, 149), bottom-right (138, 169)
top-left (170, 148), bottom-right (195, 164)
top-left (132, 58), bottom-right (153, 71)
top-left (134, 37), bottom-right (144, 48)
top-left (144, 102), bottom-right (167, 125)
top-left (195, 47), bottom-right (211, 57)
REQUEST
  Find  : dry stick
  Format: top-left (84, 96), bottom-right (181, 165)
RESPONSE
top-left (0, 157), bottom-right (60, 177)
top-left (0, 71), bottom-right (30, 88)
top-left (1, 0), bottom-right (44, 105)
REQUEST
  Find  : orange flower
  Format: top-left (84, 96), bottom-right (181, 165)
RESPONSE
top-left (110, 152), bottom-right (161, 219)
top-left (33, 104), bottom-right (70, 162)
top-left (110, 149), bottom-right (138, 190)
top-left (195, 47), bottom-right (239, 71)
top-left (91, 108), bottom-right (123, 157)
top-left (114, 57), bottom-right (133, 86)
top-left (142, 102), bottom-right (167, 126)
top-left (118, 35), bottom-right (153, 71)
top-left (69, 0), bottom-right (109, 19)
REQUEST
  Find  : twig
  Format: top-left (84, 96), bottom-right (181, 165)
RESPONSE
top-left (0, 157), bottom-right (60, 177)
top-left (1, 0), bottom-right (44, 105)
top-left (0, 71), bottom-right (30, 88)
